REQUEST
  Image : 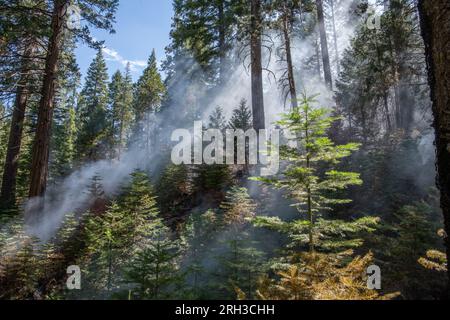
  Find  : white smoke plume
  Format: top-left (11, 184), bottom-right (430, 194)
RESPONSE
top-left (21, 2), bottom-right (366, 241)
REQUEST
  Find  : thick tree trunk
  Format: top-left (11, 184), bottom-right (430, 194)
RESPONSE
top-left (282, 1), bottom-right (298, 110)
top-left (0, 43), bottom-right (34, 208)
top-left (28, 1), bottom-right (66, 198)
top-left (418, 0), bottom-right (450, 294)
top-left (250, 0), bottom-right (266, 131)
top-left (316, 0), bottom-right (333, 89)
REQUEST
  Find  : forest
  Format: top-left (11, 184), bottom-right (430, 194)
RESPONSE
top-left (0, 0), bottom-right (449, 301)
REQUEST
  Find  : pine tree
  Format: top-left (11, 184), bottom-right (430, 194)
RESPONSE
top-left (270, 0), bottom-right (300, 109)
top-left (29, 0), bottom-right (119, 198)
top-left (119, 170), bottom-right (161, 245)
top-left (157, 164), bottom-right (193, 215)
top-left (252, 94), bottom-right (377, 254)
top-left (82, 170), bottom-right (171, 297)
top-left (220, 187), bottom-right (256, 225)
top-left (14, 113), bottom-right (34, 204)
top-left (131, 50), bottom-right (165, 155)
top-left (182, 209), bottom-right (218, 299)
top-left (107, 70), bottom-right (124, 157)
top-left (83, 202), bottom-right (132, 296)
top-left (50, 34), bottom-right (80, 180)
top-left (229, 99), bottom-right (252, 131)
top-left (163, 10), bottom-right (208, 114)
top-left (208, 106), bottom-right (227, 132)
top-left (193, 163), bottom-right (231, 192)
top-left (169, 0), bottom-right (242, 84)
top-left (0, 4), bottom-right (45, 202)
top-left (218, 238), bottom-right (266, 299)
top-left (228, 99), bottom-right (253, 173)
top-left (124, 230), bottom-right (183, 300)
top-left (38, 213), bottom-right (87, 299)
top-left (212, 187), bottom-right (265, 299)
top-left (256, 251), bottom-right (393, 300)
top-left (51, 105), bottom-right (76, 179)
top-left (376, 202), bottom-right (446, 298)
top-left (0, 239), bottom-right (42, 299)
top-left (76, 49), bottom-right (110, 161)
top-left (108, 65), bottom-right (133, 159)
top-left (194, 107), bottom-right (231, 192)
top-left (0, 0), bottom-right (46, 207)
top-left (84, 174), bottom-right (107, 216)
top-left (336, 1), bottom-right (428, 141)
top-left (256, 264), bottom-right (309, 300)
top-left (119, 64), bottom-right (134, 155)
top-left (0, 218), bottom-right (42, 299)
top-left (133, 50), bottom-right (165, 122)
top-left (173, 0), bottom-right (268, 127)
top-left (87, 175), bottom-right (105, 200)
top-left (0, 43), bottom-right (34, 207)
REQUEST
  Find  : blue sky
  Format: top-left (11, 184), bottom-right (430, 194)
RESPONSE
top-left (75, 0), bottom-right (173, 83)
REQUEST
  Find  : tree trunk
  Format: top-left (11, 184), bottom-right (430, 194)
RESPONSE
top-left (282, 1), bottom-right (298, 109)
top-left (315, 33), bottom-right (322, 79)
top-left (418, 0), bottom-right (450, 294)
top-left (218, 0), bottom-right (227, 85)
top-left (389, 1), bottom-right (414, 134)
top-left (250, 0), bottom-right (266, 130)
top-left (0, 42), bottom-right (34, 208)
top-left (392, 49), bottom-right (414, 133)
top-left (28, 0), bottom-right (66, 198)
top-left (330, 0), bottom-right (340, 75)
top-left (375, 40), bottom-right (392, 133)
top-left (305, 107), bottom-right (314, 253)
top-left (316, 0), bottom-right (333, 89)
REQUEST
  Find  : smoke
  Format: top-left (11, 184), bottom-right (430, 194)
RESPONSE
top-left (17, 2), bottom-right (364, 243)
top-left (25, 145), bottom-right (148, 239)
top-left (416, 130), bottom-right (435, 165)
top-left (415, 131), bottom-right (436, 190)
top-left (0, 2), bottom-right (442, 302)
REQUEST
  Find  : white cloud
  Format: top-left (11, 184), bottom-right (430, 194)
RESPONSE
top-left (102, 46), bottom-right (147, 72)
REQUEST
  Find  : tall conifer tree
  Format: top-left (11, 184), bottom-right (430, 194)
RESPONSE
top-left (76, 49), bottom-right (109, 161)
